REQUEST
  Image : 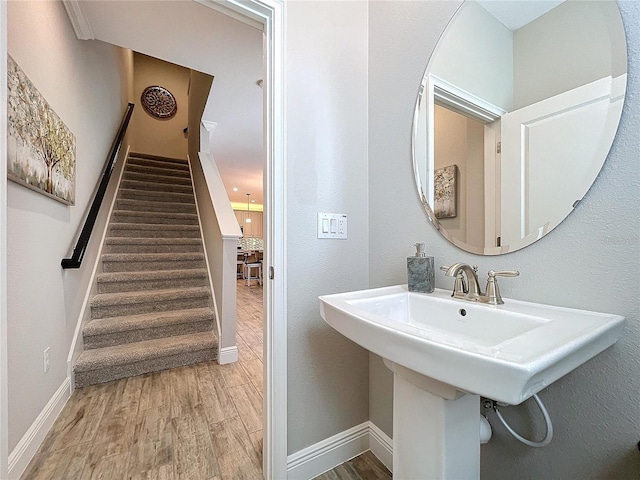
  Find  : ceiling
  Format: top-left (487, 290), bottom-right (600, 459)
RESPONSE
top-left (476, 0), bottom-right (565, 31)
top-left (67, 0), bottom-right (264, 205)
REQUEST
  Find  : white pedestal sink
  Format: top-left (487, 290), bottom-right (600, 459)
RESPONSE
top-left (386, 359), bottom-right (481, 479)
top-left (319, 285), bottom-right (624, 479)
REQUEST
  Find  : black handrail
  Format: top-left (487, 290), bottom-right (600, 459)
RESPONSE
top-left (62, 103), bottom-right (135, 269)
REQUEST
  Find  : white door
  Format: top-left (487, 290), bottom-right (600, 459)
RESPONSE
top-left (499, 76), bottom-right (624, 250)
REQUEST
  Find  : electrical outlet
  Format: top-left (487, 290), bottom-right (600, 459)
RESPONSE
top-left (43, 347), bottom-right (50, 373)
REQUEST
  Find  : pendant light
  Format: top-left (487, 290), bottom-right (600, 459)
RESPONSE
top-left (245, 193), bottom-right (252, 224)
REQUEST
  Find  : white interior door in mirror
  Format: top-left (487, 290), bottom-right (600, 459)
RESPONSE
top-left (500, 75), bottom-right (626, 249)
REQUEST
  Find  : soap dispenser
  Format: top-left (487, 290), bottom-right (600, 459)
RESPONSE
top-left (407, 243), bottom-right (435, 293)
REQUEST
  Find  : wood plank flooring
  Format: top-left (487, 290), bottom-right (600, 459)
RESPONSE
top-left (22, 280), bottom-right (264, 480)
top-left (313, 451), bottom-right (391, 480)
top-left (21, 279), bottom-right (391, 480)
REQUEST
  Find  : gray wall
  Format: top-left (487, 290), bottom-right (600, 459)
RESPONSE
top-left (285, 0), bottom-right (371, 454)
top-left (7, 1), bottom-right (128, 451)
top-left (368, 1), bottom-right (639, 478)
top-left (513, 0), bottom-right (626, 110)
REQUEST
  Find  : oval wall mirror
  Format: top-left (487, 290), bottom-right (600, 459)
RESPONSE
top-left (412, 0), bottom-right (627, 255)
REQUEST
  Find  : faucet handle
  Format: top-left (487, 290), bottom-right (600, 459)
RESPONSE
top-left (489, 270), bottom-right (520, 278)
top-left (439, 265), bottom-right (450, 271)
top-left (485, 270), bottom-right (519, 305)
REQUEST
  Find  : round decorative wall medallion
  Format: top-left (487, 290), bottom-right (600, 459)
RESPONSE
top-left (140, 85), bottom-right (177, 119)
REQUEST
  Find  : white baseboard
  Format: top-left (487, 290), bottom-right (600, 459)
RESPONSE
top-left (286, 421), bottom-right (393, 480)
top-left (8, 377), bottom-right (71, 479)
top-left (218, 345), bottom-right (238, 364)
top-left (368, 422), bottom-right (393, 473)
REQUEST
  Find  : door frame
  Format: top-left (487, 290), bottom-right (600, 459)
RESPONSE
top-left (206, 1), bottom-right (287, 478)
top-left (0, 3), bottom-right (9, 478)
top-left (0, 1), bottom-right (288, 478)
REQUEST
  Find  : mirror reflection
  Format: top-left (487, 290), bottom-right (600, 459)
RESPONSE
top-left (413, 0), bottom-right (627, 255)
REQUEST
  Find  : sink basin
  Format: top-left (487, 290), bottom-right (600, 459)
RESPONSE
top-left (319, 285), bottom-right (624, 404)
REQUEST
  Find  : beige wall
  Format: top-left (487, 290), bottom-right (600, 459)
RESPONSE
top-left (129, 53), bottom-right (190, 159)
top-left (285, 0), bottom-right (370, 454)
top-left (6, 0), bottom-right (128, 454)
top-left (434, 105), bottom-right (484, 246)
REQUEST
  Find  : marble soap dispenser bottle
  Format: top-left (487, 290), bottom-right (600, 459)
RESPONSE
top-left (407, 243), bottom-right (435, 293)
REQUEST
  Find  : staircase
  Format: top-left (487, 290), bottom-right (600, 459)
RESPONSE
top-left (73, 153), bottom-right (217, 388)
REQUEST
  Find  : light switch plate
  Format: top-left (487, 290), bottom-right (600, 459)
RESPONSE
top-left (317, 213), bottom-right (347, 239)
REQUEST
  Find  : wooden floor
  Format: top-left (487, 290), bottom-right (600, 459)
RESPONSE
top-left (313, 451), bottom-right (391, 480)
top-left (21, 280), bottom-right (391, 480)
top-left (22, 280), bottom-right (265, 480)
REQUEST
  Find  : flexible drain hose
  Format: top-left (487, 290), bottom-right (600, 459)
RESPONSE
top-left (493, 394), bottom-right (553, 447)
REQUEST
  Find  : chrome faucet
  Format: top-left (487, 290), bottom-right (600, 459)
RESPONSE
top-left (441, 263), bottom-right (519, 305)
top-left (443, 263), bottom-right (483, 300)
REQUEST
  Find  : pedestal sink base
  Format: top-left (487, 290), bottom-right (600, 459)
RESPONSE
top-left (388, 361), bottom-right (480, 479)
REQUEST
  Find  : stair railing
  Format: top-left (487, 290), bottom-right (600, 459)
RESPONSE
top-left (61, 103), bottom-right (135, 269)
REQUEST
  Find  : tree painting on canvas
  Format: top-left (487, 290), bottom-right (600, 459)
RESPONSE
top-left (434, 164), bottom-right (457, 219)
top-left (7, 55), bottom-right (76, 205)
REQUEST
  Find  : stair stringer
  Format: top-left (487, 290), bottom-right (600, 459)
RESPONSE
top-left (66, 145), bottom-right (131, 393)
top-left (186, 154), bottom-right (224, 363)
top-left (189, 152), bottom-right (242, 364)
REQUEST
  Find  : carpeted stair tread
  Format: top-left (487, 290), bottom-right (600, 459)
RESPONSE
top-left (101, 252), bottom-right (204, 262)
top-left (129, 152), bottom-right (189, 165)
top-left (105, 237), bottom-right (203, 246)
top-left (108, 223), bottom-right (200, 239)
top-left (91, 286), bottom-right (210, 319)
top-left (117, 188), bottom-right (195, 203)
top-left (84, 307), bottom-right (214, 336)
top-left (112, 209), bottom-right (199, 225)
top-left (91, 286), bottom-right (210, 308)
top-left (120, 178), bottom-right (194, 194)
top-left (127, 156), bottom-right (189, 173)
top-left (123, 170), bottom-right (192, 185)
top-left (115, 198), bottom-right (196, 214)
top-left (75, 332), bottom-right (215, 369)
top-left (109, 223), bottom-right (199, 232)
top-left (96, 268), bottom-right (208, 293)
top-left (101, 252), bottom-right (205, 272)
top-left (82, 307), bottom-right (214, 348)
top-left (73, 332), bottom-right (217, 386)
top-left (97, 268), bottom-right (208, 284)
top-left (103, 237), bottom-right (203, 254)
top-left (125, 162), bottom-right (191, 178)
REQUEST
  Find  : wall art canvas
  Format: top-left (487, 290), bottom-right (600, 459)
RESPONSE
top-left (434, 164), bottom-right (457, 219)
top-left (7, 55), bottom-right (76, 205)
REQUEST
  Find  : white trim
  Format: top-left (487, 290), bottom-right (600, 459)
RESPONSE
top-left (61, 0), bottom-right (95, 40)
top-left (194, 0), bottom-right (263, 30)
top-left (7, 378), bottom-right (71, 480)
top-left (368, 422), bottom-right (393, 473)
top-left (287, 422), bottom-right (370, 480)
top-left (429, 74), bottom-right (506, 123)
top-left (286, 422), bottom-right (393, 480)
top-left (0, 4), bottom-right (9, 478)
top-left (202, 1), bottom-right (287, 477)
top-left (66, 145), bottom-right (131, 392)
top-left (218, 346), bottom-right (239, 365)
top-left (259, 0), bottom-right (287, 477)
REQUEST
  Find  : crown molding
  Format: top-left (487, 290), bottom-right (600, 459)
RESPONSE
top-left (62, 0), bottom-right (95, 40)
